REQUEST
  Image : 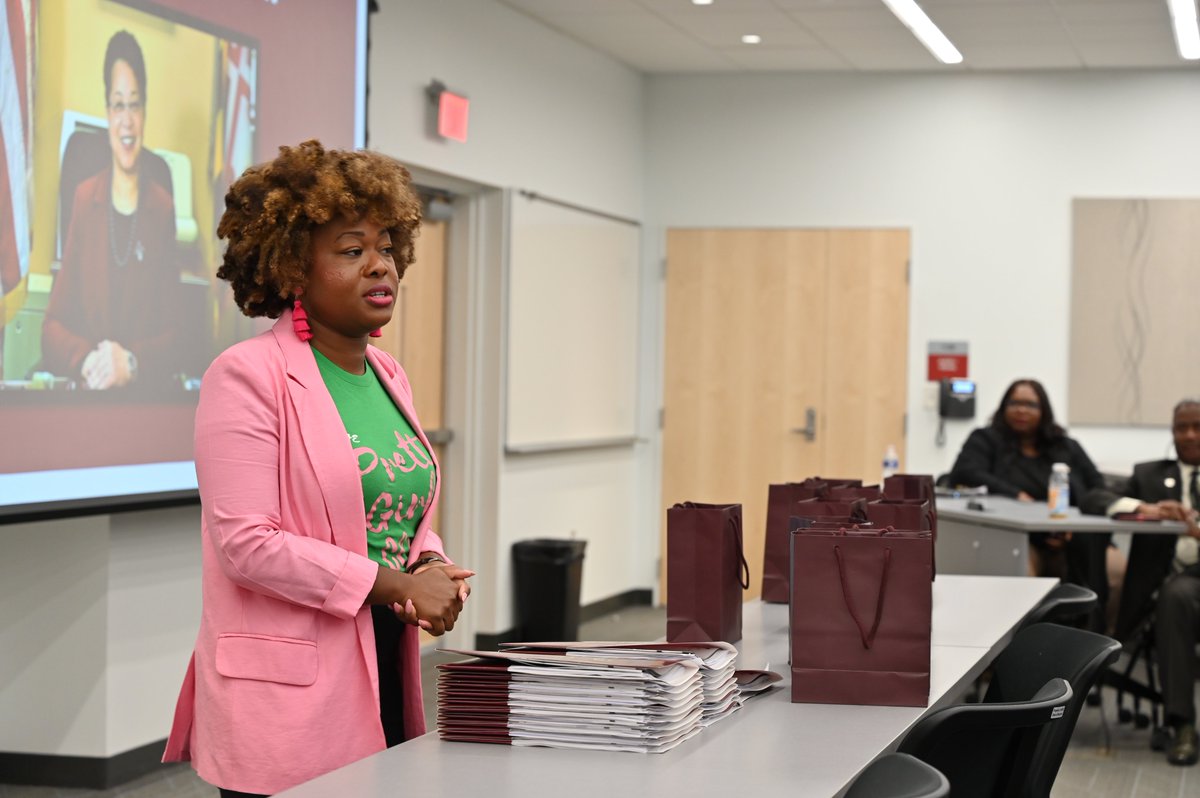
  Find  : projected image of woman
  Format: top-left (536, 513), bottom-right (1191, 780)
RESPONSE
top-left (41, 30), bottom-right (179, 389)
top-left (163, 141), bottom-right (473, 797)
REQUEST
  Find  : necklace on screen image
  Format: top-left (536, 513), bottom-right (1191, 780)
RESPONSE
top-left (108, 200), bottom-right (141, 267)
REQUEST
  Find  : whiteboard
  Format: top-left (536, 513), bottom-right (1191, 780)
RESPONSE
top-left (506, 192), bottom-right (640, 452)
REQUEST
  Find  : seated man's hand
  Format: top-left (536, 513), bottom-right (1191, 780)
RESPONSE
top-left (1137, 500), bottom-right (1192, 522)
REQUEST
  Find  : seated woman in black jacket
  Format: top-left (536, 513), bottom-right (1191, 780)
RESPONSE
top-left (950, 379), bottom-right (1111, 627)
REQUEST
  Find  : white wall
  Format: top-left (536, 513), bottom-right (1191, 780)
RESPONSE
top-left (369, 0), bottom-right (653, 633)
top-left (644, 70), bottom-right (1200, 479)
top-left (0, 507), bottom-right (199, 757)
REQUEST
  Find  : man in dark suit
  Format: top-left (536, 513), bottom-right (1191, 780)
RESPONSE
top-left (1083, 399), bottom-right (1200, 766)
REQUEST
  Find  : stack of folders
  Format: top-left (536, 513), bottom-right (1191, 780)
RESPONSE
top-left (436, 642), bottom-right (741, 753)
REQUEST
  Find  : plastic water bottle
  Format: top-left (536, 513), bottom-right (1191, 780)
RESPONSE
top-left (881, 444), bottom-right (900, 483)
top-left (1048, 462), bottom-right (1071, 518)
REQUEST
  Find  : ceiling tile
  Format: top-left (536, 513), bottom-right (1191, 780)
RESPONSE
top-left (770, 0), bottom-right (880, 8)
top-left (1066, 22), bottom-right (1175, 44)
top-left (718, 46), bottom-right (853, 70)
top-left (493, 0), bottom-right (1189, 74)
top-left (637, 0), bottom-right (779, 10)
top-left (1075, 39), bottom-right (1193, 68)
top-left (963, 43), bottom-right (1083, 68)
top-left (502, 0), bottom-right (646, 15)
top-left (1053, 1), bottom-right (1170, 24)
top-left (656, 9), bottom-right (818, 47)
top-left (836, 42), bottom-right (951, 70)
top-left (786, 6), bottom-right (911, 31)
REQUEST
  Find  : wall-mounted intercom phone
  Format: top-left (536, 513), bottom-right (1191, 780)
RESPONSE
top-left (939, 378), bottom-right (976, 419)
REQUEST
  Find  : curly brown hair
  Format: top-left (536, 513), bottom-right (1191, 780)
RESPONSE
top-left (216, 139), bottom-right (423, 318)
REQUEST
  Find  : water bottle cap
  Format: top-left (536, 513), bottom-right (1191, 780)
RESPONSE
top-left (1052, 462), bottom-right (1071, 473)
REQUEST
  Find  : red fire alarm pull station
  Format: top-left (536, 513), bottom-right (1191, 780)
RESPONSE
top-left (927, 340), bottom-right (968, 381)
top-left (428, 80), bottom-right (469, 143)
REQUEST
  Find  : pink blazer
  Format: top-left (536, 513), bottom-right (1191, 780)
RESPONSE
top-left (163, 312), bottom-right (447, 795)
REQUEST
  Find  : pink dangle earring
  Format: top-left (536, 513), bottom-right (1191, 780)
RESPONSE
top-left (369, 328), bottom-right (382, 338)
top-left (292, 290), bottom-right (313, 342)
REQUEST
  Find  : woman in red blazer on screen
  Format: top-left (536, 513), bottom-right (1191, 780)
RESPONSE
top-left (163, 140), bottom-right (473, 797)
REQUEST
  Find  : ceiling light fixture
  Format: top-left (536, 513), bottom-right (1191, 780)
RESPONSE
top-left (742, 34), bottom-right (761, 44)
top-left (692, 0), bottom-right (713, 6)
top-left (1167, 0), bottom-right (1200, 59)
top-left (880, 0), bottom-right (963, 64)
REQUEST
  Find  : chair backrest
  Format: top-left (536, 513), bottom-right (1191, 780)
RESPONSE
top-left (844, 752), bottom-right (950, 798)
top-left (1018, 583), bottom-right (1098, 630)
top-left (898, 678), bottom-right (1072, 798)
top-left (984, 622), bottom-right (1121, 798)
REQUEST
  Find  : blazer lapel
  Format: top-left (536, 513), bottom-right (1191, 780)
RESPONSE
top-left (273, 313), bottom-right (366, 555)
top-left (366, 347), bottom-right (442, 537)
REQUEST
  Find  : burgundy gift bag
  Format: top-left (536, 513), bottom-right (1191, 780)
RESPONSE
top-left (667, 502), bottom-right (749, 643)
top-left (763, 493), bottom-right (867, 604)
top-left (883, 474), bottom-right (938, 577)
top-left (790, 526), bottom-right (932, 707)
top-left (826, 484), bottom-right (884, 501)
top-left (866, 500), bottom-right (931, 534)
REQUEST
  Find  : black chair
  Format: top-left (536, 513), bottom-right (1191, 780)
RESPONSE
top-left (1103, 608), bottom-right (1167, 747)
top-left (897, 678), bottom-right (1072, 798)
top-left (1017, 583), bottom-right (1098, 630)
top-left (984, 623), bottom-right (1121, 797)
top-left (844, 753), bottom-right (949, 798)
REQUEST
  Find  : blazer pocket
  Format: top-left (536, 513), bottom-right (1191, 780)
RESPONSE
top-left (215, 633), bottom-right (318, 686)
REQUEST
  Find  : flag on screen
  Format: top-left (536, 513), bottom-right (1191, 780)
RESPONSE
top-left (0, 0), bottom-right (35, 327)
top-left (223, 42), bottom-right (255, 182)
top-left (210, 39), bottom-right (256, 235)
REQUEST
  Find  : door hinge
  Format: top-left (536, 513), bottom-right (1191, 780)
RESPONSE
top-left (906, 259), bottom-right (911, 284)
top-left (903, 413), bottom-right (908, 436)
top-left (660, 257), bottom-right (667, 280)
top-left (658, 408), bottom-right (665, 429)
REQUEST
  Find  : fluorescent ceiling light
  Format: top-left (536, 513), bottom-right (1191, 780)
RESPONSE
top-left (1167, 0), bottom-right (1200, 59)
top-left (692, 0), bottom-right (713, 5)
top-left (742, 34), bottom-right (761, 44)
top-left (881, 0), bottom-right (963, 65)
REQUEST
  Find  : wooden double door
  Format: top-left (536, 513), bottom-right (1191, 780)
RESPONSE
top-left (661, 228), bottom-right (910, 599)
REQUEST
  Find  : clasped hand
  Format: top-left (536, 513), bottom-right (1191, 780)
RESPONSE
top-left (1136, 500), bottom-right (1200, 538)
top-left (81, 340), bottom-right (134, 390)
top-left (390, 564), bottom-right (474, 636)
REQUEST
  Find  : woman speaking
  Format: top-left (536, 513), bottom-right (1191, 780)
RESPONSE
top-left (163, 140), bottom-right (473, 797)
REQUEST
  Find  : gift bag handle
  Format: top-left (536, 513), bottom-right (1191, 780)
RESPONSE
top-left (834, 544), bottom-right (892, 650)
top-left (732, 511), bottom-right (750, 590)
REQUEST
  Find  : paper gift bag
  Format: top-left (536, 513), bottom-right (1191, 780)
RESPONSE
top-left (790, 526), bottom-right (932, 706)
top-left (763, 493), bottom-right (867, 604)
top-left (826, 484), bottom-right (884, 501)
top-left (866, 499), bottom-right (931, 535)
top-left (667, 502), bottom-right (749, 643)
top-left (883, 474), bottom-right (938, 577)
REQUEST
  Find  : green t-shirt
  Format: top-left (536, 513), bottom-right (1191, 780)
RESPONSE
top-left (313, 347), bottom-right (437, 571)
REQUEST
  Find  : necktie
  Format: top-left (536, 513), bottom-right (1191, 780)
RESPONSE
top-left (1191, 466), bottom-right (1199, 512)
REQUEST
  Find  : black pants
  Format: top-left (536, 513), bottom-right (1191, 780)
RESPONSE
top-left (217, 606), bottom-right (407, 797)
top-left (1158, 569), bottom-right (1200, 726)
top-left (1063, 533), bottom-right (1111, 634)
top-left (372, 603), bottom-right (408, 747)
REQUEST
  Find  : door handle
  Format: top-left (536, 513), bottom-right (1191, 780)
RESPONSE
top-left (425, 428), bottom-right (455, 446)
top-left (791, 408), bottom-right (817, 442)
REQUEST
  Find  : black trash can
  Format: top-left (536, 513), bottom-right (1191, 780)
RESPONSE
top-left (512, 538), bottom-right (586, 641)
